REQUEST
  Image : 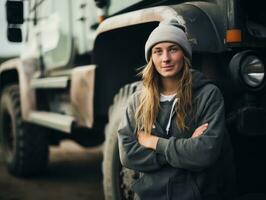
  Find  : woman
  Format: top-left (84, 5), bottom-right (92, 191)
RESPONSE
top-left (118, 18), bottom-right (235, 200)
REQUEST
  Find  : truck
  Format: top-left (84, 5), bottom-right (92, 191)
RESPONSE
top-left (1, 0), bottom-right (266, 199)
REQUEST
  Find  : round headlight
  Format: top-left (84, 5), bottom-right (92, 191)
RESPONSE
top-left (240, 55), bottom-right (265, 87)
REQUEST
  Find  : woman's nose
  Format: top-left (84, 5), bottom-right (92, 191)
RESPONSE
top-left (162, 51), bottom-right (171, 62)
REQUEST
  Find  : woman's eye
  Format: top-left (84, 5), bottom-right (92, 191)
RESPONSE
top-left (153, 50), bottom-right (162, 55)
top-left (169, 47), bottom-right (178, 53)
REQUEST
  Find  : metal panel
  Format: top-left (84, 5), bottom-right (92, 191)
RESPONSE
top-left (27, 111), bottom-right (74, 133)
top-left (30, 76), bottom-right (69, 89)
top-left (70, 65), bottom-right (96, 128)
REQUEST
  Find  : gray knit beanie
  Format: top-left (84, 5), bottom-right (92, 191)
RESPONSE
top-left (145, 18), bottom-right (192, 62)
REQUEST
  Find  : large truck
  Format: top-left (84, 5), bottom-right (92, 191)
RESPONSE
top-left (1, 0), bottom-right (266, 199)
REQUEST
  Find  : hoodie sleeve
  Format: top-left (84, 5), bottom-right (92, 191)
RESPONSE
top-left (155, 85), bottom-right (225, 171)
top-left (118, 94), bottom-right (167, 172)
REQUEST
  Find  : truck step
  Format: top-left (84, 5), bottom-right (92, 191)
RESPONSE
top-left (30, 76), bottom-right (69, 89)
top-left (27, 111), bottom-right (74, 133)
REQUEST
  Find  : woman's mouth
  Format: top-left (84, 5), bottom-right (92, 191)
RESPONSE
top-left (162, 65), bottom-right (174, 70)
top-left (162, 65), bottom-right (174, 68)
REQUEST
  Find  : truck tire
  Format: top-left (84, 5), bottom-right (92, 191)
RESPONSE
top-left (103, 82), bottom-right (140, 200)
top-left (0, 85), bottom-right (48, 177)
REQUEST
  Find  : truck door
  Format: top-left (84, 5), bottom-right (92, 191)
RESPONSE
top-left (71, 0), bottom-right (98, 55)
top-left (37, 0), bottom-right (73, 71)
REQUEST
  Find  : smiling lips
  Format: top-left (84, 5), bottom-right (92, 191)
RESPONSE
top-left (162, 65), bottom-right (174, 70)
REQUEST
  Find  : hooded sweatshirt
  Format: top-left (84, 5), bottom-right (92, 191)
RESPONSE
top-left (118, 69), bottom-right (236, 200)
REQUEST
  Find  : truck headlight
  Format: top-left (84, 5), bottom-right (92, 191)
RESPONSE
top-left (240, 55), bottom-right (265, 87)
top-left (229, 50), bottom-right (265, 91)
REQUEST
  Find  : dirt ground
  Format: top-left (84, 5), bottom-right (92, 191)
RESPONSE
top-left (0, 140), bottom-right (105, 200)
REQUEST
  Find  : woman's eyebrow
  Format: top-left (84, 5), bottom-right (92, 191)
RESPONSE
top-left (153, 45), bottom-right (179, 50)
top-left (168, 45), bottom-right (179, 48)
top-left (153, 47), bottom-right (162, 50)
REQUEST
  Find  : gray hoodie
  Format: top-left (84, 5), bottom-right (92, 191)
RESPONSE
top-left (118, 69), bottom-right (236, 200)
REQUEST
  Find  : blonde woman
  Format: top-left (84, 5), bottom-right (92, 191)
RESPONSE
top-left (118, 19), bottom-right (235, 200)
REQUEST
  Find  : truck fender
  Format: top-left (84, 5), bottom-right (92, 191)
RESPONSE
top-left (0, 58), bottom-right (36, 120)
top-left (95, 6), bottom-right (181, 36)
top-left (174, 2), bottom-right (225, 53)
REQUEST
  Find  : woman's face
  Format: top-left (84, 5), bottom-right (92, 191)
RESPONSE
top-left (151, 42), bottom-right (184, 78)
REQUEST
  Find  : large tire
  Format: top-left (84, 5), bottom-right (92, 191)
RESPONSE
top-left (0, 85), bottom-right (49, 177)
top-left (103, 82), bottom-right (140, 200)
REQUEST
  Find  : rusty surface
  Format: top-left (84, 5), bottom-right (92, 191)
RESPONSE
top-left (0, 58), bottom-right (37, 120)
top-left (71, 65), bottom-right (96, 128)
top-left (96, 6), bottom-right (180, 35)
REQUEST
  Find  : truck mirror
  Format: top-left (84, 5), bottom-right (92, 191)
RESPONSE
top-left (94, 0), bottom-right (107, 8)
top-left (6, 0), bottom-right (24, 24)
top-left (7, 27), bottom-right (22, 43)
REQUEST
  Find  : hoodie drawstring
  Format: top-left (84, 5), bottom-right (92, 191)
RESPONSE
top-left (166, 97), bottom-right (179, 135)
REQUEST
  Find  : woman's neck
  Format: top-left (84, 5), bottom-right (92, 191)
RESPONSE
top-left (160, 77), bottom-right (178, 95)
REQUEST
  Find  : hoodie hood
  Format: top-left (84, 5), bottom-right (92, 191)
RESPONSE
top-left (191, 69), bottom-right (211, 91)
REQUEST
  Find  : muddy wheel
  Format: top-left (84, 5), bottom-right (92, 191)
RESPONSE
top-left (103, 82), bottom-right (140, 200)
top-left (0, 85), bottom-right (49, 177)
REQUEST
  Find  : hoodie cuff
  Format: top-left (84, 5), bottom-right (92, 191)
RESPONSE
top-left (155, 137), bottom-right (169, 155)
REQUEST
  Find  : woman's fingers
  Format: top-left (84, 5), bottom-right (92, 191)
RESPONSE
top-left (194, 123), bottom-right (208, 133)
top-left (192, 123), bottom-right (208, 138)
top-left (136, 132), bottom-right (158, 150)
top-left (199, 123), bottom-right (208, 132)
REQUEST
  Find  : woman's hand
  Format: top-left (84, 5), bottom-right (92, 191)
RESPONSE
top-left (137, 123), bottom-right (208, 150)
top-left (192, 123), bottom-right (208, 138)
top-left (137, 131), bottom-right (159, 150)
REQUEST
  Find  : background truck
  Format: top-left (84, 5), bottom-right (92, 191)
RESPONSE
top-left (1, 0), bottom-right (266, 199)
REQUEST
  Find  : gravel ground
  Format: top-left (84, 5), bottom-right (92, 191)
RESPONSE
top-left (0, 140), bottom-right (105, 200)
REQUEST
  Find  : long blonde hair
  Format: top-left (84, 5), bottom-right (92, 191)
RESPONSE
top-left (135, 56), bottom-right (192, 135)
